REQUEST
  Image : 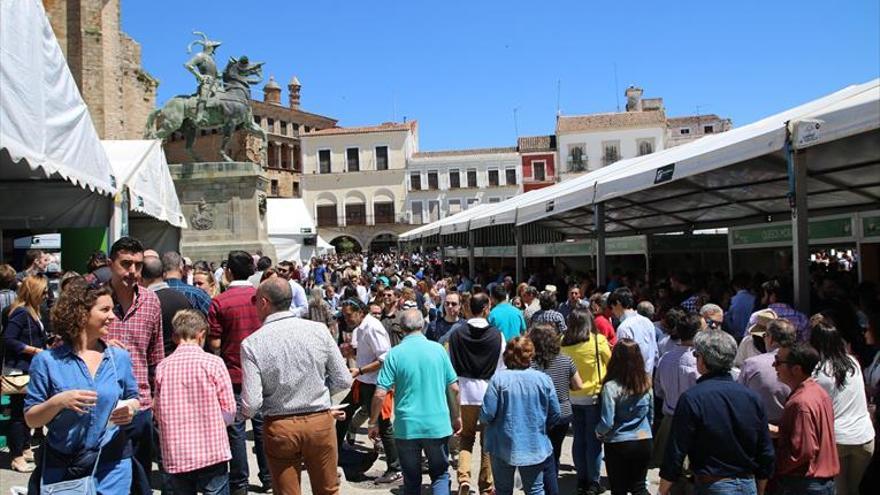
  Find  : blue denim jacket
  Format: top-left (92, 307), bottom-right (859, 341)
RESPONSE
top-left (480, 368), bottom-right (561, 466)
top-left (595, 379), bottom-right (653, 443)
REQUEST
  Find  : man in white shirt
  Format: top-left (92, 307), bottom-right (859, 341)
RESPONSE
top-left (610, 287), bottom-right (659, 373)
top-left (334, 298), bottom-right (401, 483)
top-left (278, 261), bottom-right (308, 317)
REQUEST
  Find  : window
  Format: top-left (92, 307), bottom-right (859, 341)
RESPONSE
top-left (270, 180), bottom-right (279, 196)
top-left (267, 118), bottom-right (274, 131)
top-left (293, 123), bottom-right (300, 133)
top-left (410, 172), bottom-right (422, 191)
top-left (680, 128), bottom-right (690, 135)
top-left (568, 144), bottom-right (586, 172)
top-left (505, 169), bottom-right (517, 186)
top-left (346, 148), bottom-right (359, 172)
top-left (254, 115), bottom-right (262, 125)
top-left (488, 169), bottom-right (499, 187)
top-left (318, 150), bottom-right (331, 174)
top-left (428, 171), bottom-right (439, 190)
top-left (292, 181), bottom-right (300, 197)
top-left (304, 126), bottom-right (311, 133)
top-left (316, 205), bottom-right (337, 226)
top-left (638, 139), bottom-right (654, 156)
top-left (488, 197), bottom-right (501, 204)
top-left (467, 198), bottom-right (479, 208)
top-left (375, 146), bottom-right (389, 170)
top-left (449, 169), bottom-right (461, 189)
top-left (346, 204), bottom-right (366, 225)
top-left (467, 169), bottom-right (477, 188)
top-left (428, 200), bottom-right (440, 222)
top-left (374, 202), bottom-right (395, 224)
top-left (411, 202), bottom-right (424, 224)
top-left (280, 121), bottom-right (287, 136)
top-left (703, 125), bottom-right (714, 134)
top-left (602, 141), bottom-right (620, 166)
top-left (448, 199), bottom-right (462, 215)
top-left (533, 161), bottom-right (546, 181)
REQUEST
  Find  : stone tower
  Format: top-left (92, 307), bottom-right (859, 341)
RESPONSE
top-left (263, 75), bottom-right (281, 105)
top-left (41, 0), bottom-right (158, 139)
top-left (288, 76), bottom-right (301, 109)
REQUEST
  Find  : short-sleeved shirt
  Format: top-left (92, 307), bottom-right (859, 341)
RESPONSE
top-left (531, 354), bottom-right (577, 418)
top-left (108, 286), bottom-right (164, 408)
top-left (166, 278), bottom-right (211, 316)
top-left (377, 333), bottom-right (457, 440)
top-left (25, 343), bottom-right (139, 454)
top-left (208, 281), bottom-right (262, 385)
top-left (489, 302), bottom-right (526, 342)
top-left (353, 314), bottom-right (392, 385)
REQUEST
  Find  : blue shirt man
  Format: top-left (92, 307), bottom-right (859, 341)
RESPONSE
top-left (166, 277), bottom-right (211, 315)
top-left (488, 285), bottom-right (526, 342)
top-left (725, 288), bottom-right (756, 339)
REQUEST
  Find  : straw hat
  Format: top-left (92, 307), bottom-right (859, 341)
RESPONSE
top-left (747, 308), bottom-right (778, 336)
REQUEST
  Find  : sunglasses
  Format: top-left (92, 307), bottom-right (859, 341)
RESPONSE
top-left (444, 301), bottom-right (459, 306)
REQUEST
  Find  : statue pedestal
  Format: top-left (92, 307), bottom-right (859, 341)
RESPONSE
top-left (169, 162), bottom-right (276, 264)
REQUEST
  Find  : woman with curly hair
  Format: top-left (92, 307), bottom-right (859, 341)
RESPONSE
top-left (2, 275), bottom-right (49, 472)
top-left (24, 284), bottom-right (140, 493)
top-left (529, 323), bottom-right (583, 494)
top-left (481, 336), bottom-right (561, 495)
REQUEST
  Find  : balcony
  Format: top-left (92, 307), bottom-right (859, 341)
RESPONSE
top-left (318, 212), bottom-right (409, 227)
top-left (566, 156), bottom-right (588, 173)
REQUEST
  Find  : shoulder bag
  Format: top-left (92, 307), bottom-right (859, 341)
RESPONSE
top-left (1, 312), bottom-right (37, 395)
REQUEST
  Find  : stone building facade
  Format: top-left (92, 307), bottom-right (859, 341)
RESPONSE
top-left (42, 0), bottom-right (158, 139)
top-left (667, 114), bottom-right (733, 147)
top-left (162, 76), bottom-right (337, 199)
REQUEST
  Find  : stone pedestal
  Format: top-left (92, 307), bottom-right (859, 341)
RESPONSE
top-left (169, 162), bottom-right (276, 264)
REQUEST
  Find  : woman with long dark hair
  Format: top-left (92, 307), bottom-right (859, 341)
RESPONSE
top-left (596, 339), bottom-right (653, 495)
top-left (810, 318), bottom-right (875, 495)
top-left (529, 323), bottom-right (584, 493)
top-left (561, 307), bottom-right (612, 495)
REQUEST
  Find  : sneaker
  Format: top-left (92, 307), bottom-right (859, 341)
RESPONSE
top-left (458, 481), bottom-right (471, 495)
top-left (374, 470), bottom-right (403, 484)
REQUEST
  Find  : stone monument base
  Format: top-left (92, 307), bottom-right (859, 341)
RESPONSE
top-left (169, 161), bottom-right (276, 264)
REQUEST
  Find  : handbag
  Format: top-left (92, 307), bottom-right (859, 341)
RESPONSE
top-left (40, 348), bottom-right (121, 494)
top-left (1, 312), bottom-right (40, 395)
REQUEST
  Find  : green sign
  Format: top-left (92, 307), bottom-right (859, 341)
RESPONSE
top-left (862, 215), bottom-right (880, 238)
top-left (732, 217), bottom-right (853, 246)
top-left (606, 236), bottom-right (647, 254)
top-left (483, 246), bottom-right (515, 257)
top-left (552, 241), bottom-right (594, 256)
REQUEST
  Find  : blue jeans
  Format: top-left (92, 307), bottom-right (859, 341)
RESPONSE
top-left (539, 455), bottom-right (559, 495)
top-left (396, 437), bottom-right (451, 495)
top-left (169, 462), bottom-right (230, 495)
top-left (491, 457), bottom-right (546, 495)
top-left (228, 392), bottom-right (271, 490)
top-left (695, 477), bottom-right (757, 495)
top-left (127, 409), bottom-right (154, 495)
top-left (777, 476), bottom-right (835, 495)
top-left (572, 404), bottom-right (602, 488)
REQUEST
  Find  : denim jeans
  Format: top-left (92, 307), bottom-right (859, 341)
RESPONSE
top-left (539, 455), bottom-right (559, 495)
top-left (695, 477), bottom-right (757, 495)
top-left (777, 476), bottom-right (835, 495)
top-left (127, 409), bottom-right (154, 495)
top-left (169, 462), bottom-right (230, 495)
top-left (572, 404), bottom-right (602, 488)
top-left (396, 437), bottom-right (451, 495)
top-left (491, 456), bottom-right (547, 495)
top-left (228, 392), bottom-right (271, 490)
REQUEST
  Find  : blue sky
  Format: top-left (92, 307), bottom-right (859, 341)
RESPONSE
top-left (124, 1), bottom-right (879, 151)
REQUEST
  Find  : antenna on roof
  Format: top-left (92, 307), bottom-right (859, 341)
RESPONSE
top-left (556, 79), bottom-right (561, 116)
top-left (513, 107), bottom-right (520, 138)
top-left (613, 63), bottom-right (620, 112)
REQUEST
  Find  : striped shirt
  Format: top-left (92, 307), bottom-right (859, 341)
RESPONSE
top-left (154, 344), bottom-right (235, 473)
top-left (531, 353), bottom-right (577, 418)
top-left (240, 311), bottom-right (352, 418)
top-left (530, 309), bottom-right (568, 334)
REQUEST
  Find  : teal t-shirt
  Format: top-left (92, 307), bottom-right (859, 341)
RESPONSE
top-left (489, 302), bottom-right (527, 342)
top-left (377, 333), bottom-right (457, 440)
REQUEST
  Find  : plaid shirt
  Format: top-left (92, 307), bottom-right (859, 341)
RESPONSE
top-left (166, 278), bottom-right (211, 316)
top-left (108, 286), bottom-right (165, 409)
top-left (208, 282), bottom-right (262, 385)
top-left (681, 294), bottom-right (700, 313)
top-left (154, 344), bottom-right (235, 473)
top-left (530, 309), bottom-right (568, 334)
top-left (769, 303), bottom-right (810, 342)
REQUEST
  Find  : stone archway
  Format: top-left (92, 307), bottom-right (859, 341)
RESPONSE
top-left (330, 235), bottom-right (362, 254)
top-left (369, 233), bottom-right (398, 253)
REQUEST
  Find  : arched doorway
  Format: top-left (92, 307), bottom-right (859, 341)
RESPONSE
top-left (331, 235), bottom-right (362, 254)
top-left (369, 233), bottom-right (398, 253)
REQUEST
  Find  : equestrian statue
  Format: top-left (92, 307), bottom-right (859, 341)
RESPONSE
top-left (144, 31), bottom-right (267, 163)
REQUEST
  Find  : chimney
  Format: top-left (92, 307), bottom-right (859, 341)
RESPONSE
top-left (625, 86), bottom-right (643, 112)
top-left (263, 75), bottom-right (281, 105)
top-left (288, 76), bottom-right (301, 109)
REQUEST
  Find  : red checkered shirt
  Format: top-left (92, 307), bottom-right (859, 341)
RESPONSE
top-left (154, 344), bottom-right (235, 474)
top-left (108, 285), bottom-right (164, 409)
top-left (208, 282), bottom-right (262, 385)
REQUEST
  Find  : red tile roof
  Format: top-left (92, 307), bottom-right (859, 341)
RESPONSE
top-left (556, 110), bottom-right (666, 133)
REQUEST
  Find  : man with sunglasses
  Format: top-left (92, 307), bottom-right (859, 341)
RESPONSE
top-left (700, 304), bottom-right (724, 332)
top-left (427, 291), bottom-right (463, 343)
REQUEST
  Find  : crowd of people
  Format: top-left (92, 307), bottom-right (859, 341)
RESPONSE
top-left (1, 238), bottom-right (879, 495)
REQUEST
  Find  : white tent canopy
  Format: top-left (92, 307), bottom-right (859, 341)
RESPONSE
top-left (267, 198), bottom-right (324, 262)
top-left (102, 140), bottom-right (186, 228)
top-left (317, 236), bottom-right (336, 256)
top-left (0, 0), bottom-right (116, 229)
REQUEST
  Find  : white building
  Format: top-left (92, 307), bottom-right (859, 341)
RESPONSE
top-left (667, 114), bottom-right (733, 147)
top-left (406, 147), bottom-right (521, 224)
top-left (556, 86), bottom-right (667, 180)
top-left (300, 121), bottom-right (418, 252)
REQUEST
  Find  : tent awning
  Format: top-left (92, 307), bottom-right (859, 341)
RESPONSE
top-left (0, 0), bottom-right (116, 196)
top-left (101, 140), bottom-right (186, 228)
top-left (267, 198), bottom-right (316, 235)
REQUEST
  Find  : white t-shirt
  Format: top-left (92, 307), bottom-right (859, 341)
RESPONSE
top-left (812, 355), bottom-right (875, 445)
top-left (354, 314), bottom-right (391, 385)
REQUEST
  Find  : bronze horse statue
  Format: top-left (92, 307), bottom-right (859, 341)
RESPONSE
top-left (145, 56), bottom-right (267, 163)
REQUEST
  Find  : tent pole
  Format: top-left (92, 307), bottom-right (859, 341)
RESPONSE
top-left (594, 203), bottom-right (607, 288)
top-left (439, 243), bottom-right (446, 278)
top-left (515, 226), bottom-right (524, 284)
top-left (467, 228), bottom-right (476, 280)
top-left (787, 135), bottom-right (810, 314)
